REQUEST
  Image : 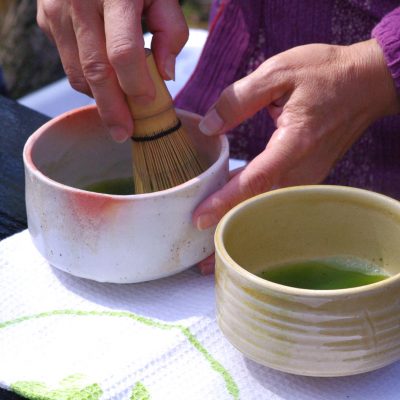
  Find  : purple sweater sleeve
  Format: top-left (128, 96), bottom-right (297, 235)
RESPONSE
top-left (372, 6), bottom-right (400, 93)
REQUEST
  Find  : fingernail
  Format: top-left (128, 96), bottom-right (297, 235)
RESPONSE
top-left (199, 109), bottom-right (224, 136)
top-left (165, 54), bottom-right (176, 81)
top-left (196, 213), bottom-right (218, 231)
top-left (109, 126), bottom-right (129, 143)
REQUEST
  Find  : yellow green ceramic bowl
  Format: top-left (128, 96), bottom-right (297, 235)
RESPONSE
top-left (215, 185), bottom-right (400, 377)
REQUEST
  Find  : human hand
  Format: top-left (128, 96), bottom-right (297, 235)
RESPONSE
top-left (196, 166), bottom-right (245, 276)
top-left (194, 39), bottom-right (400, 275)
top-left (37, 0), bottom-right (188, 142)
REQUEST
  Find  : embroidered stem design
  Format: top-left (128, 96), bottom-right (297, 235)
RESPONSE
top-left (1, 309), bottom-right (239, 400)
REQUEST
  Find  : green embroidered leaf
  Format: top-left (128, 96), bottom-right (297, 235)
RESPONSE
top-left (11, 374), bottom-right (103, 400)
top-left (130, 381), bottom-right (150, 400)
top-left (10, 382), bottom-right (48, 399)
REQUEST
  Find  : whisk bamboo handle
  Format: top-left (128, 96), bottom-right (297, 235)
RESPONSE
top-left (127, 49), bottom-right (176, 133)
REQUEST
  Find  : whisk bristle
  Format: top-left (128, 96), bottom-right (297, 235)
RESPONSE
top-left (132, 118), bottom-right (205, 193)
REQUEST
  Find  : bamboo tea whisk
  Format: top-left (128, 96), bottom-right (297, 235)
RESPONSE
top-left (128, 49), bottom-right (205, 194)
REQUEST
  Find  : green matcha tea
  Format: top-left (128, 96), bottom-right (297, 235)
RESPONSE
top-left (84, 177), bottom-right (135, 195)
top-left (258, 256), bottom-right (389, 290)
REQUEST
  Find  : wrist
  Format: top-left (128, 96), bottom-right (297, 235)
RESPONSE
top-left (348, 39), bottom-right (400, 118)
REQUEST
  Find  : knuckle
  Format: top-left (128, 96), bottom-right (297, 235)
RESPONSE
top-left (246, 170), bottom-right (272, 197)
top-left (64, 64), bottom-right (82, 80)
top-left (211, 193), bottom-right (233, 219)
top-left (70, 81), bottom-right (90, 95)
top-left (219, 86), bottom-right (235, 109)
top-left (41, 0), bottom-right (62, 19)
top-left (260, 56), bottom-right (290, 85)
top-left (108, 40), bottom-right (138, 67)
top-left (82, 60), bottom-right (113, 86)
top-left (219, 86), bottom-right (243, 121)
top-left (67, 72), bottom-right (89, 94)
top-left (69, 0), bottom-right (84, 14)
top-left (265, 56), bottom-right (286, 74)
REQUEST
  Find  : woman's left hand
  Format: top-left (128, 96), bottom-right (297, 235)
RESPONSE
top-left (194, 39), bottom-right (400, 275)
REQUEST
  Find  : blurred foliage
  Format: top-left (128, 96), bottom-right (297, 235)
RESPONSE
top-left (0, 0), bottom-right (63, 99)
top-left (181, 0), bottom-right (212, 29)
top-left (142, 0), bottom-right (211, 33)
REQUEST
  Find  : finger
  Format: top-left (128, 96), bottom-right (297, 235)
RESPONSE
top-left (146, 0), bottom-right (189, 81)
top-left (70, 0), bottom-right (133, 142)
top-left (197, 254), bottom-right (215, 275)
top-left (36, 1), bottom-right (53, 40)
top-left (194, 126), bottom-right (303, 230)
top-left (199, 58), bottom-right (292, 136)
top-left (44, 8), bottom-right (92, 96)
top-left (103, 0), bottom-right (154, 99)
top-left (229, 165), bottom-right (246, 178)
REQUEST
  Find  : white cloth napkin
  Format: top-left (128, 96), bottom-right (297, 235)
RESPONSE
top-left (1, 231), bottom-right (400, 400)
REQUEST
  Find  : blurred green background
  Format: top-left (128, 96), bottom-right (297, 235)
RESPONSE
top-left (0, 0), bottom-right (211, 99)
top-left (181, 0), bottom-right (212, 29)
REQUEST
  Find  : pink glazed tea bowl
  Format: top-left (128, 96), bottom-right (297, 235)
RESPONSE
top-left (23, 106), bottom-right (229, 283)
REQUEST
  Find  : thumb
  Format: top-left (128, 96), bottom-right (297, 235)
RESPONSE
top-left (199, 60), bottom-right (291, 136)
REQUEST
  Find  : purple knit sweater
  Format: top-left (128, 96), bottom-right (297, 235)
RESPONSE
top-left (175, 1), bottom-right (400, 200)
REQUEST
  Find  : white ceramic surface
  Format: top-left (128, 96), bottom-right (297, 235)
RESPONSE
top-left (24, 106), bottom-right (229, 283)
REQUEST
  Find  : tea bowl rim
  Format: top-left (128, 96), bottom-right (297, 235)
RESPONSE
top-left (215, 185), bottom-right (400, 298)
top-left (23, 105), bottom-right (229, 201)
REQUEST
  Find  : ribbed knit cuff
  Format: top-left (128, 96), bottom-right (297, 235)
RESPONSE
top-left (372, 7), bottom-right (400, 93)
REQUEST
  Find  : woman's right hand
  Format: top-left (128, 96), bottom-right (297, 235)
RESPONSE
top-left (37, 0), bottom-right (188, 142)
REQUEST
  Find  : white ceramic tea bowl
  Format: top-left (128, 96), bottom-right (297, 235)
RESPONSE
top-left (215, 185), bottom-right (400, 377)
top-left (23, 106), bottom-right (229, 283)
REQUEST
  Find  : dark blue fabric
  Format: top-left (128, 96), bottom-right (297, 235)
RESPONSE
top-left (0, 67), bottom-right (8, 96)
top-left (0, 388), bottom-right (25, 399)
top-left (0, 95), bottom-right (49, 240)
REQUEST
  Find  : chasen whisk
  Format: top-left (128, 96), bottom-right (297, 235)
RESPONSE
top-left (128, 49), bottom-right (205, 193)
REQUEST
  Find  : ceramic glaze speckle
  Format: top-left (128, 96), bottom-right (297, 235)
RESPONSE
top-left (215, 186), bottom-right (400, 377)
top-left (24, 106), bottom-right (229, 283)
